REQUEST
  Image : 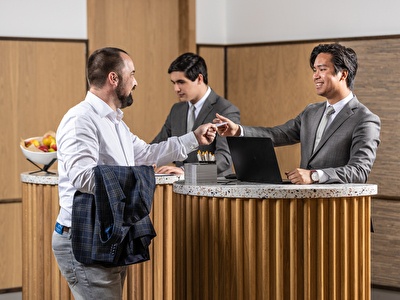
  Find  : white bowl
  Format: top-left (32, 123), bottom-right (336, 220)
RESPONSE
top-left (20, 137), bottom-right (58, 166)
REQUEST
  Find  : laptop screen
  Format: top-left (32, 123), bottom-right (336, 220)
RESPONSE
top-left (227, 136), bottom-right (285, 184)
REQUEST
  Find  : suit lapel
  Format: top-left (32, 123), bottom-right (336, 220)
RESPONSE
top-left (307, 103), bottom-right (327, 157)
top-left (193, 90), bottom-right (217, 128)
top-left (311, 97), bottom-right (358, 156)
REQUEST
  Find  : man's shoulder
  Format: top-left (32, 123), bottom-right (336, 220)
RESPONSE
top-left (208, 90), bottom-right (239, 109)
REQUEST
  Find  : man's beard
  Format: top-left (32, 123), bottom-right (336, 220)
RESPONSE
top-left (118, 93), bottom-right (133, 109)
top-left (116, 82), bottom-right (134, 109)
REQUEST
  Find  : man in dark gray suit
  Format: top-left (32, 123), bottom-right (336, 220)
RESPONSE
top-left (152, 53), bottom-right (240, 177)
top-left (215, 43), bottom-right (381, 184)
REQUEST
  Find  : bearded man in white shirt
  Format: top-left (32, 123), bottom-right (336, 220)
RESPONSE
top-left (52, 47), bottom-right (217, 300)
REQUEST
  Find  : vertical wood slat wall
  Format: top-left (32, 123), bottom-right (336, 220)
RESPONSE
top-left (172, 194), bottom-right (370, 300)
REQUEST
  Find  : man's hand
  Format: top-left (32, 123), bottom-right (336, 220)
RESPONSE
top-left (285, 168), bottom-right (314, 184)
top-left (193, 123), bottom-right (217, 145)
top-left (213, 113), bottom-right (241, 136)
top-left (155, 165), bottom-right (184, 175)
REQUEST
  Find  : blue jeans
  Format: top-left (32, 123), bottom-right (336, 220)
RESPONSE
top-left (52, 230), bottom-right (127, 300)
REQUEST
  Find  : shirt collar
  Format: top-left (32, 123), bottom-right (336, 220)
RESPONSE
top-left (327, 92), bottom-right (354, 113)
top-left (188, 87), bottom-right (211, 113)
top-left (86, 91), bottom-right (124, 123)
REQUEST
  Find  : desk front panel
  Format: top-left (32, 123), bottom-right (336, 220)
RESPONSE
top-left (171, 194), bottom-right (371, 300)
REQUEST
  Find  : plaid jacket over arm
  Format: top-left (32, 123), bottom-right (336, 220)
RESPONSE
top-left (71, 165), bottom-right (156, 266)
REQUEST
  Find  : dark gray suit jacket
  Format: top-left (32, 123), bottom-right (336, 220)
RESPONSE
top-left (152, 89), bottom-right (240, 176)
top-left (243, 96), bottom-right (381, 183)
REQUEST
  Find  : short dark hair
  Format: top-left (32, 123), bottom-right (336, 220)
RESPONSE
top-left (87, 47), bottom-right (128, 88)
top-left (310, 43), bottom-right (358, 90)
top-left (168, 52), bottom-right (208, 84)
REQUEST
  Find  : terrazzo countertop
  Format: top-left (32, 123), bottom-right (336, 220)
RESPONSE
top-left (173, 180), bottom-right (378, 199)
top-left (21, 172), bottom-right (184, 186)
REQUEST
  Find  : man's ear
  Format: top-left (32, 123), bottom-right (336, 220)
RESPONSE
top-left (340, 69), bottom-right (348, 81)
top-left (109, 72), bottom-right (119, 85)
top-left (197, 73), bottom-right (204, 84)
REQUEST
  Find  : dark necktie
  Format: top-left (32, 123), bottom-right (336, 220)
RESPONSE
top-left (187, 105), bottom-right (196, 133)
top-left (314, 105), bottom-right (335, 151)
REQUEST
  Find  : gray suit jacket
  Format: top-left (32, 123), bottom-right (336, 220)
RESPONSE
top-left (243, 96), bottom-right (381, 183)
top-left (152, 89), bottom-right (240, 176)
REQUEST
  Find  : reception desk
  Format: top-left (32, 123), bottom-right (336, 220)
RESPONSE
top-left (20, 172), bottom-right (183, 300)
top-left (172, 181), bottom-right (377, 300)
top-left (21, 172), bottom-right (377, 300)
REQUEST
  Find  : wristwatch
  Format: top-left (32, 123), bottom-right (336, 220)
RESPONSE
top-left (310, 170), bottom-right (319, 183)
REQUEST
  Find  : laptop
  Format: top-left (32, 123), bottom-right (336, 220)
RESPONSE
top-left (227, 136), bottom-right (289, 184)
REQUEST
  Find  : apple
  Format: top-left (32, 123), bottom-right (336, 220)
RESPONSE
top-left (38, 145), bottom-right (49, 152)
top-left (50, 142), bottom-right (57, 151)
top-left (42, 134), bottom-right (55, 147)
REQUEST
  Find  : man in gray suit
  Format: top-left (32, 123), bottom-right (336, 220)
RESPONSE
top-left (215, 43), bottom-right (381, 184)
top-left (152, 52), bottom-right (240, 177)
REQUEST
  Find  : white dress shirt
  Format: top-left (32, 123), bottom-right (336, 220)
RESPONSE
top-left (56, 91), bottom-right (199, 227)
top-left (187, 86), bottom-right (211, 120)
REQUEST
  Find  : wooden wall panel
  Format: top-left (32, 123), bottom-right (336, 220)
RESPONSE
top-left (87, 0), bottom-right (196, 143)
top-left (0, 202), bottom-right (22, 290)
top-left (341, 39), bottom-right (400, 196)
top-left (0, 40), bottom-right (86, 292)
top-left (198, 47), bottom-right (226, 98)
top-left (371, 198), bottom-right (400, 288)
top-left (0, 40), bottom-right (87, 200)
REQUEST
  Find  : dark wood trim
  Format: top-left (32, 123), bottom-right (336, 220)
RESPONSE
top-left (0, 198), bottom-right (21, 204)
top-left (0, 287), bottom-right (22, 294)
top-left (0, 36), bottom-right (87, 43)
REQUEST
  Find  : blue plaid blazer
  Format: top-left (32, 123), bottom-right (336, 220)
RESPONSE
top-left (71, 165), bottom-right (156, 266)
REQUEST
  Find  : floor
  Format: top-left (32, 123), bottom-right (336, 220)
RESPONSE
top-left (0, 288), bottom-right (399, 299)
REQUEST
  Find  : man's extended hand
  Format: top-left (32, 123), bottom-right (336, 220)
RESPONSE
top-left (213, 113), bottom-right (241, 137)
top-left (193, 123), bottom-right (217, 145)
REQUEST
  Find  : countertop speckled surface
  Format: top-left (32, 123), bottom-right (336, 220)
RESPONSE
top-left (173, 180), bottom-right (378, 199)
top-left (20, 172), bottom-right (183, 185)
top-left (20, 172), bottom-right (377, 199)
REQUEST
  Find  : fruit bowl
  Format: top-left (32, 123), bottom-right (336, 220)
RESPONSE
top-left (20, 136), bottom-right (58, 166)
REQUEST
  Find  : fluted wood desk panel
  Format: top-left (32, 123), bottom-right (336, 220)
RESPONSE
top-left (172, 194), bottom-right (371, 300)
top-left (22, 182), bottom-right (73, 300)
top-left (124, 183), bottom-right (175, 300)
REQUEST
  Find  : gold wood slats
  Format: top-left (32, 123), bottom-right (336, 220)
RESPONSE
top-left (125, 184), bottom-right (175, 300)
top-left (172, 194), bottom-right (371, 300)
top-left (22, 183), bottom-right (73, 300)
